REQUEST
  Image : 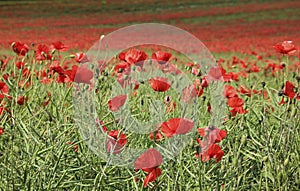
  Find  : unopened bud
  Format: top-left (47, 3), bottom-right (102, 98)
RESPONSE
top-left (262, 156), bottom-right (268, 162)
top-left (284, 158), bottom-right (289, 166)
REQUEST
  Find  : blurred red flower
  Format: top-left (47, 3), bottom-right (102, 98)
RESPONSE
top-left (283, 81), bottom-right (296, 99)
top-left (17, 95), bottom-right (26, 105)
top-left (134, 148), bottom-right (162, 188)
top-left (273, 41), bottom-right (296, 55)
top-left (196, 142), bottom-right (224, 163)
top-left (0, 81), bottom-right (9, 99)
top-left (12, 41), bottom-right (29, 56)
top-left (149, 77), bottom-right (171, 92)
top-left (74, 52), bottom-right (88, 63)
top-left (161, 118), bottom-right (194, 138)
top-left (223, 85), bottom-right (237, 98)
top-left (35, 44), bottom-right (52, 60)
top-left (108, 94), bottom-right (127, 112)
top-left (152, 51), bottom-right (172, 63)
top-left (0, 127), bottom-right (4, 136)
top-left (119, 48), bottom-right (147, 65)
top-left (73, 65), bottom-right (93, 84)
top-left (198, 126), bottom-right (227, 144)
top-left (50, 41), bottom-right (68, 52)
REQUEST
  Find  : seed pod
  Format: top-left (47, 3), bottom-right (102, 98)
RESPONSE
top-left (262, 156), bottom-right (268, 162)
top-left (241, 135), bottom-right (247, 145)
top-left (284, 158), bottom-right (289, 166)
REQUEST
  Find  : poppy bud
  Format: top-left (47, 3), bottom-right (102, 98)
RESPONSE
top-left (291, 107), bottom-right (297, 117)
top-left (164, 96), bottom-right (171, 104)
top-left (284, 158), bottom-right (289, 166)
top-left (278, 90), bottom-right (284, 96)
top-left (262, 156), bottom-right (268, 162)
top-left (241, 135), bottom-right (247, 145)
top-left (221, 164), bottom-right (225, 171)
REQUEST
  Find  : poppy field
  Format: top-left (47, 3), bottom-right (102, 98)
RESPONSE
top-left (0, 1), bottom-right (300, 190)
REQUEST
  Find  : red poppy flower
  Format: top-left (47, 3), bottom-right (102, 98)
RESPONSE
top-left (149, 131), bottom-right (163, 142)
top-left (201, 76), bottom-right (209, 88)
top-left (227, 96), bottom-right (248, 116)
top-left (74, 52), bottom-right (88, 63)
top-left (16, 61), bottom-right (26, 70)
top-left (50, 41), bottom-right (68, 52)
top-left (283, 81), bottom-right (296, 99)
top-left (152, 51), bottom-right (172, 63)
top-left (114, 61), bottom-right (131, 74)
top-left (223, 85), bottom-right (237, 98)
top-left (223, 72), bottom-right (239, 82)
top-left (12, 41), bottom-right (29, 56)
top-left (250, 63), bottom-right (260, 73)
top-left (50, 61), bottom-right (65, 75)
top-left (0, 107), bottom-right (4, 116)
top-left (238, 85), bottom-right (258, 97)
top-left (198, 126), bottom-right (227, 144)
top-left (134, 148), bottom-right (162, 169)
top-left (0, 81), bottom-right (9, 95)
top-left (0, 127), bottom-right (4, 136)
top-left (149, 77), bottom-right (171, 92)
top-left (265, 63), bottom-right (284, 77)
top-left (181, 79), bottom-right (203, 103)
top-left (73, 65), bottom-right (93, 84)
top-left (106, 130), bottom-right (127, 154)
top-left (227, 96), bottom-right (244, 108)
top-left (207, 67), bottom-right (225, 82)
top-left (120, 48), bottom-right (147, 65)
top-left (17, 95), bottom-right (26, 105)
top-left (35, 44), bottom-right (52, 60)
top-left (95, 118), bottom-right (108, 133)
top-left (273, 41), bottom-right (296, 55)
top-left (197, 143), bottom-right (224, 163)
top-left (108, 94), bottom-right (127, 112)
top-left (134, 148), bottom-right (162, 188)
top-left (161, 118), bottom-right (194, 138)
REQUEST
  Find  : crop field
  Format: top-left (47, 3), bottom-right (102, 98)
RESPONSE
top-left (0, 1), bottom-right (299, 190)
